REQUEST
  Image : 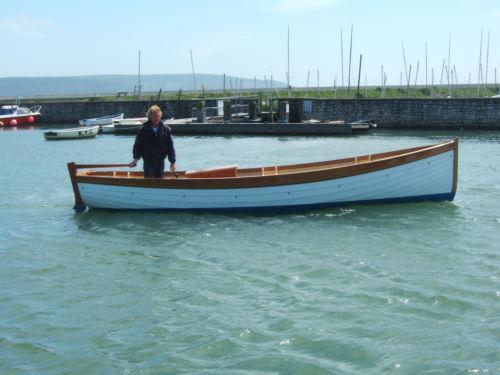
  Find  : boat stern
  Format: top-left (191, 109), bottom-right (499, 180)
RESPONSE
top-left (67, 162), bottom-right (86, 212)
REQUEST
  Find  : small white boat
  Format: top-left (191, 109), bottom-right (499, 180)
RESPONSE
top-left (164, 117), bottom-right (196, 125)
top-left (350, 119), bottom-right (378, 130)
top-left (113, 117), bottom-right (147, 126)
top-left (99, 124), bottom-right (115, 134)
top-left (44, 126), bottom-right (99, 140)
top-left (68, 139), bottom-right (458, 211)
top-left (79, 113), bottom-right (124, 126)
top-left (112, 118), bottom-right (147, 135)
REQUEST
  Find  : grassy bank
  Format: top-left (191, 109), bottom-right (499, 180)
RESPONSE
top-left (2, 85), bottom-right (499, 104)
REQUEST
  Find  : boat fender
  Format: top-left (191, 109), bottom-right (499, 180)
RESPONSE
top-left (10, 119), bottom-right (17, 126)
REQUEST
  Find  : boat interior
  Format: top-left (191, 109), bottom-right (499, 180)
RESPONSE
top-left (77, 143), bottom-right (443, 180)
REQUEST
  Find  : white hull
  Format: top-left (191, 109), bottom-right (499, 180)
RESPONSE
top-left (79, 114), bottom-right (124, 126)
top-left (100, 124), bottom-right (115, 133)
top-left (164, 117), bottom-right (196, 125)
top-left (113, 117), bottom-right (147, 126)
top-left (44, 126), bottom-right (99, 140)
top-left (78, 150), bottom-right (455, 210)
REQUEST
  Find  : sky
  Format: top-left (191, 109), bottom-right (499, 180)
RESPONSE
top-left (1, 0), bottom-right (500, 86)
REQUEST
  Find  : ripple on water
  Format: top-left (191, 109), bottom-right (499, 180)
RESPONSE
top-left (1, 131), bottom-right (500, 373)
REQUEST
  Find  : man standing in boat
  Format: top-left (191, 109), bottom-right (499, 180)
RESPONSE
top-left (129, 105), bottom-right (176, 178)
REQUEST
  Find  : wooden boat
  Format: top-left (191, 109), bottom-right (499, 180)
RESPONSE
top-left (67, 139), bottom-right (458, 212)
top-left (79, 113), bottom-right (123, 126)
top-left (44, 126), bottom-right (99, 140)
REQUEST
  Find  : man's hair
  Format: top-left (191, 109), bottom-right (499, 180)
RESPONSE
top-left (146, 105), bottom-right (162, 121)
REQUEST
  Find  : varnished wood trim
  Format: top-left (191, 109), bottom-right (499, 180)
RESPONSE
top-left (75, 163), bottom-right (131, 169)
top-left (67, 162), bottom-right (85, 210)
top-left (75, 140), bottom-right (457, 190)
top-left (452, 138), bottom-right (459, 193)
top-left (186, 165), bottom-right (238, 178)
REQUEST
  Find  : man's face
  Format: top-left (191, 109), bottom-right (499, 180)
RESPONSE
top-left (151, 111), bottom-right (161, 126)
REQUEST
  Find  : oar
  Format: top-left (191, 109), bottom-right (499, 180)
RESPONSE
top-left (74, 163), bottom-right (132, 169)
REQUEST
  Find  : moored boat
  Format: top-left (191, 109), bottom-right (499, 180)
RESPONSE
top-left (350, 119), bottom-right (378, 130)
top-left (0, 105), bottom-right (41, 127)
top-left (113, 117), bottom-right (147, 125)
top-left (112, 117), bottom-right (147, 134)
top-left (79, 113), bottom-right (124, 126)
top-left (44, 126), bottom-right (99, 140)
top-left (99, 124), bottom-right (115, 134)
top-left (68, 139), bottom-right (458, 212)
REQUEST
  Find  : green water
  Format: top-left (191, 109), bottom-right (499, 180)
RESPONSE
top-left (1, 128), bottom-right (499, 374)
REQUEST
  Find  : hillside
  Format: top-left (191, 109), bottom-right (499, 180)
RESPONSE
top-left (0, 74), bottom-right (286, 98)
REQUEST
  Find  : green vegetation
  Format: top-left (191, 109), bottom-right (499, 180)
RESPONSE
top-left (2, 85), bottom-right (499, 105)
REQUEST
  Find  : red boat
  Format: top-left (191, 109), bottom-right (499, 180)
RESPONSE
top-left (0, 105), bottom-right (41, 127)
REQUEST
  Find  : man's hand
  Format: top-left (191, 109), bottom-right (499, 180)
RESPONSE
top-left (129, 159), bottom-right (138, 168)
top-left (170, 163), bottom-right (176, 172)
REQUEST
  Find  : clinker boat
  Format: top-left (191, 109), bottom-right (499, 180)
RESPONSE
top-left (79, 113), bottom-right (124, 126)
top-left (45, 126), bottom-right (99, 140)
top-left (68, 139), bottom-right (458, 212)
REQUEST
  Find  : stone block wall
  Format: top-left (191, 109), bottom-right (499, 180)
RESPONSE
top-left (22, 99), bottom-right (222, 124)
top-left (17, 97), bottom-right (500, 129)
top-left (284, 98), bottom-right (500, 129)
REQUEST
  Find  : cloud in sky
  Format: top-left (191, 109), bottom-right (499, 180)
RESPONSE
top-left (272, 0), bottom-right (340, 13)
top-left (0, 15), bottom-right (54, 38)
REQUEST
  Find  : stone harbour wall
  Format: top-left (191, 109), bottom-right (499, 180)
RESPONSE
top-left (19, 97), bottom-right (500, 129)
top-left (285, 98), bottom-right (500, 129)
top-left (24, 99), bottom-right (220, 124)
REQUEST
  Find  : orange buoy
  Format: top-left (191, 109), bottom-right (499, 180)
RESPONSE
top-left (10, 119), bottom-right (18, 126)
top-left (27, 116), bottom-right (35, 124)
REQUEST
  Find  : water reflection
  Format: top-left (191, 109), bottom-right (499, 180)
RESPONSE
top-left (0, 125), bottom-right (35, 131)
top-left (71, 200), bottom-right (463, 236)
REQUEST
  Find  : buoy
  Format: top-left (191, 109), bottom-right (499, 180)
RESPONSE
top-left (27, 116), bottom-right (35, 124)
top-left (10, 119), bottom-right (17, 126)
top-left (0, 121), bottom-right (4, 127)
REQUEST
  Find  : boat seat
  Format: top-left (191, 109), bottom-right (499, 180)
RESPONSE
top-left (185, 165), bottom-right (238, 178)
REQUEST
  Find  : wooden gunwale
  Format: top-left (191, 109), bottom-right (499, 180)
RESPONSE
top-left (452, 138), bottom-right (459, 193)
top-left (74, 140), bottom-right (457, 190)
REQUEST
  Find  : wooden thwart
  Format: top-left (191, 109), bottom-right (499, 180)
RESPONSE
top-left (185, 165), bottom-right (238, 178)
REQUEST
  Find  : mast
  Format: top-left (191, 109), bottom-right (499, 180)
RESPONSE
top-left (340, 28), bottom-right (344, 87)
top-left (287, 25), bottom-right (291, 97)
top-left (347, 25), bottom-right (353, 93)
top-left (478, 29), bottom-right (483, 96)
top-left (447, 34), bottom-right (451, 97)
top-left (137, 50), bottom-right (141, 97)
top-left (190, 48), bottom-right (197, 94)
top-left (485, 30), bottom-right (490, 91)
top-left (402, 41), bottom-right (409, 88)
top-left (356, 54), bottom-right (362, 98)
top-left (425, 42), bottom-right (428, 89)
